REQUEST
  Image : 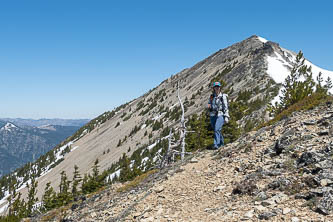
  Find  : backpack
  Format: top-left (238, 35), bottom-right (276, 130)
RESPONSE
top-left (210, 93), bottom-right (228, 115)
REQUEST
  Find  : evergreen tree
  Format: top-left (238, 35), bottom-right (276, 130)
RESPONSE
top-left (119, 154), bottom-right (131, 182)
top-left (8, 182), bottom-right (26, 219)
top-left (316, 72), bottom-right (324, 93)
top-left (9, 192), bottom-right (26, 218)
top-left (92, 159), bottom-right (99, 179)
top-left (325, 76), bottom-right (333, 93)
top-left (26, 176), bottom-right (39, 216)
top-left (7, 178), bottom-right (17, 215)
top-left (57, 171), bottom-right (71, 206)
top-left (42, 182), bottom-right (57, 211)
top-left (117, 139), bottom-right (122, 147)
top-left (72, 165), bottom-right (82, 200)
top-left (270, 51), bottom-right (316, 115)
top-left (81, 160), bottom-right (104, 194)
top-left (80, 174), bottom-right (90, 194)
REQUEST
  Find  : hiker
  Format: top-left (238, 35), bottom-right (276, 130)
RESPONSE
top-left (207, 81), bottom-right (229, 149)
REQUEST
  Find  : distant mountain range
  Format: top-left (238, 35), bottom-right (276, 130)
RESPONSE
top-left (0, 118), bottom-right (90, 127)
top-left (0, 119), bottom-right (89, 177)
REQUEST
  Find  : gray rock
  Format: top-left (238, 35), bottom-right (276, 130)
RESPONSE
top-left (270, 193), bottom-right (289, 203)
top-left (190, 157), bottom-right (198, 163)
top-left (258, 211), bottom-right (277, 220)
top-left (71, 203), bottom-right (79, 211)
top-left (303, 120), bottom-right (316, 125)
top-left (154, 185), bottom-right (164, 193)
top-left (213, 185), bottom-right (224, 192)
top-left (297, 152), bottom-right (322, 167)
top-left (256, 191), bottom-right (268, 201)
top-left (261, 200), bottom-right (275, 207)
top-left (282, 207), bottom-right (291, 215)
top-left (318, 130), bottom-right (329, 136)
top-left (316, 189), bottom-right (333, 215)
top-left (291, 217), bottom-right (300, 222)
top-left (254, 205), bottom-right (267, 212)
top-left (318, 160), bottom-right (333, 169)
top-left (321, 179), bottom-right (333, 186)
top-left (274, 140), bottom-right (284, 155)
top-left (267, 178), bottom-right (291, 190)
top-left (302, 134), bottom-right (314, 140)
top-left (242, 210), bottom-right (254, 220)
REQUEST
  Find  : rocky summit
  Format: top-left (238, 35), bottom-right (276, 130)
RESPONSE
top-left (30, 101), bottom-right (333, 221)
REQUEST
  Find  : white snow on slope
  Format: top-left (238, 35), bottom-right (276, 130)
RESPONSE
top-left (304, 59), bottom-right (333, 89)
top-left (0, 203), bottom-right (8, 214)
top-left (55, 141), bottom-right (74, 161)
top-left (107, 169), bottom-right (121, 182)
top-left (257, 36), bottom-right (268, 43)
top-left (267, 49), bottom-right (333, 105)
top-left (0, 123), bottom-right (17, 132)
top-left (266, 51), bottom-right (292, 84)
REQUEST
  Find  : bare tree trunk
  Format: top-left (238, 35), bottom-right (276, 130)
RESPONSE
top-left (178, 84), bottom-right (186, 161)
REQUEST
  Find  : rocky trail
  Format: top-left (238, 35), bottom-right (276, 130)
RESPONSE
top-left (31, 102), bottom-right (333, 221)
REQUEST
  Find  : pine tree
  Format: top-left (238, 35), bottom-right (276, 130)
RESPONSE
top-left (92, 159), bottom-right (99, 179)
top-left (42, 182), bottom-right (57, 211)
top-left (316, 72), bottom-right (324, 93)
top-left (26, 176), bottom-right (39, 216)
top-left (117, 139), bottom-right (122, 147)
top-left (7, 177), bottom-right (17, 216)
top-left (270, 51), bottom-right (316, 115)
top-left (8, 184), bottom-right (26, 219)
top-left (119, 154), bottom-right (131, 182)
top-left (81, 174), bottom-right (90, 194)
top-left (72, 165), bottom-right (82, 200)
top-left (325, 76), bottom-right (333, 93)
top-left (80, 160), bottom-right (104, 194)
top-left (57, 171), bottom-right (71, 206)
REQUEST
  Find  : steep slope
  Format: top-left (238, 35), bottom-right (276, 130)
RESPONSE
top-left (29, 35), bottom-right (277, 198)
top-left (33, 101), bottom-right (333, 221)
top-left (2, 35), bottom-right (333, 213)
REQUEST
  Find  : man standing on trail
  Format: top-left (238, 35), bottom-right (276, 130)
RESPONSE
top-left (207, 82), bottom-right (229, 150)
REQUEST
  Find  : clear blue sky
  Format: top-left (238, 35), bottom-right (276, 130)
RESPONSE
top-left (0, 0), bottom-right (332, 119)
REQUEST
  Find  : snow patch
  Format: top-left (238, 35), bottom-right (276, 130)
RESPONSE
top-left (170, 102), bottom-right (179, 110)
top-left (266, 51), bottom-right (292, 83)
top-left (141, 157), bottom-right (149, 164)
top-left (257, 36), bottom-right (268, 43)
top-left (71, 146), bottom-right (79, 152)
top-left (304, 59), bottom-right (333, 94)
top-left (0, 123), bottom-right (17, 132)
top-left (107, 169), bottom-right (121, 182)
top-left (147, 141), bottom-right (158, 151)
top-left (152, 113), bottom-right (163, 121)
top-left (268, 50), bottom-right (333, 105)
top-left (55, 141), bottom-right (74, 162)
top-left (0, 202), bottom-right (8, 214)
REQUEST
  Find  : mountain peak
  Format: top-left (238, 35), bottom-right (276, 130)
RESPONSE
top-left (0, 122), bottom-right (18, 132)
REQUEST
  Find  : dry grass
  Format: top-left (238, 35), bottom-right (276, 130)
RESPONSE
top-left (117, 169), bottom-right (158, 193)
top-left (40, 204), bottom-right (71, 222)
top-left (258, 93), bottom-right (332, 129)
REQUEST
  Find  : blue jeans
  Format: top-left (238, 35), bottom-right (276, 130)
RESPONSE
top-left (210, 115), bottom-right (224, 149)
